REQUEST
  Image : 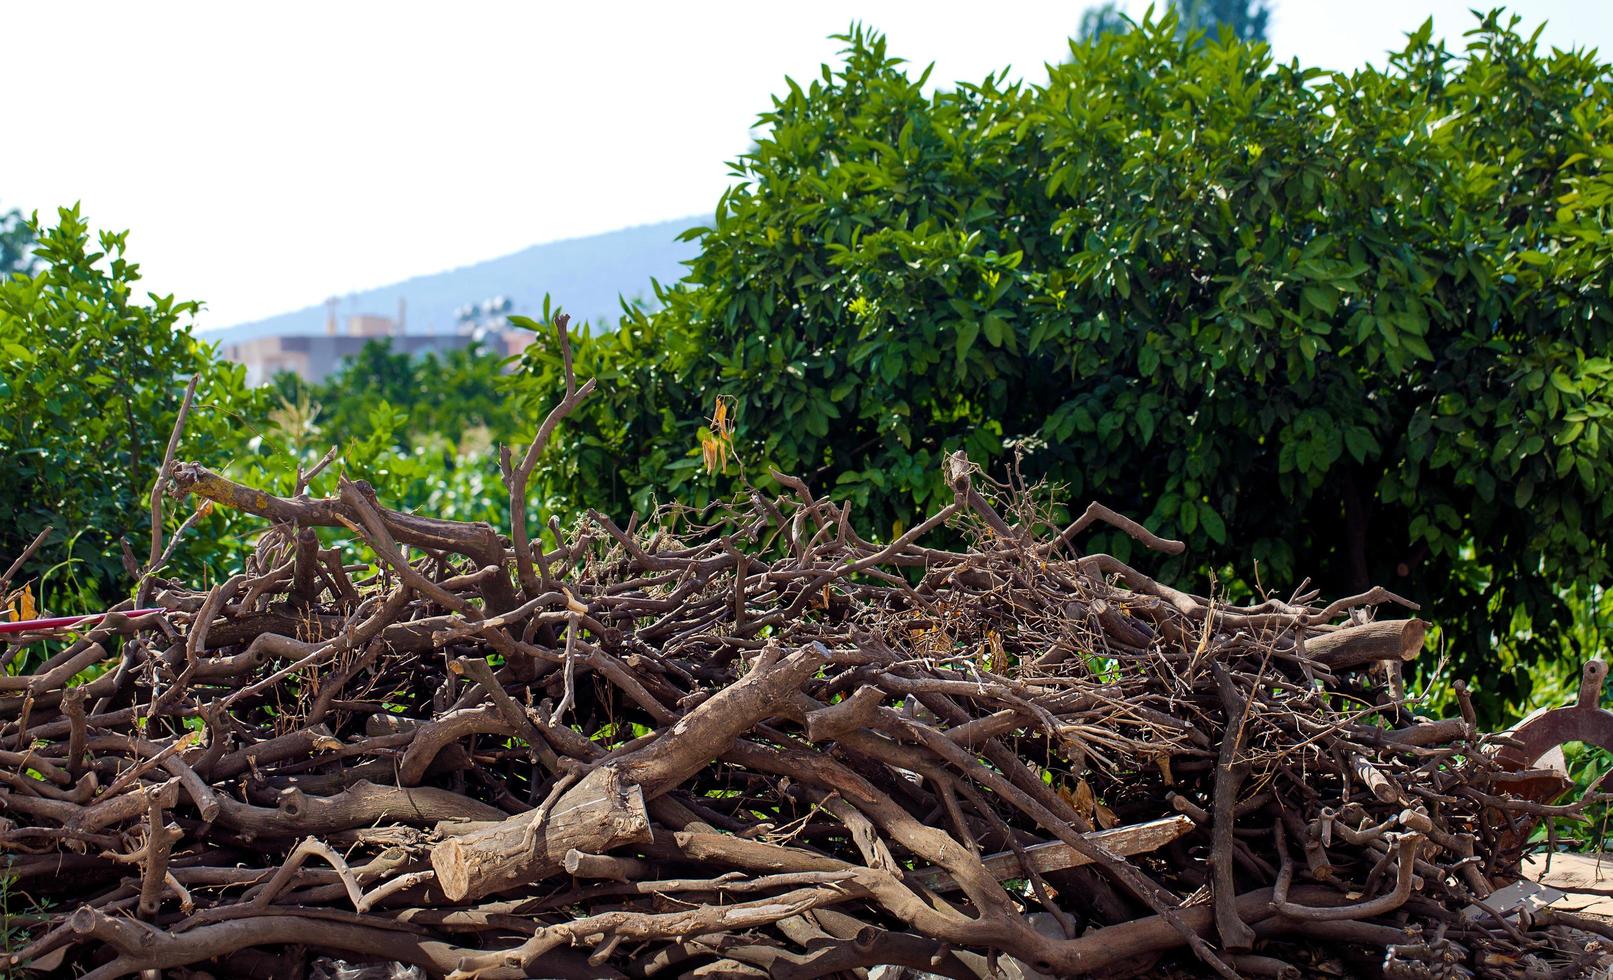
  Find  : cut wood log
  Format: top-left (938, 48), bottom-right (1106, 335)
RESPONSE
top-left (3, 406), bottom-right (1560, 980)
top-left (432, 763), bottom-right (652, 902)
top-left (1350, 752), bottom-right (1406, 805)
top-left (429, 641), bottom-right (832, 901)
top-left (616, 641), bottom-right (834, 797)
top-left (1304, 619), bottom-right (1426, 670)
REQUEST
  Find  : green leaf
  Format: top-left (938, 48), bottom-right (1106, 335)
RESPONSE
top-left (1302, 285), bottom-right (1338, 317)
top-left (1400, 334), bottom-right (1433, 361)
top-left (982, 312), bottom-right (1008, 348)
top-left (1344, 427), bottom-right (1377, 463)
top-left (955, 319), bottom-right (979, 366)
top-left (2, 341), bottom-right (34, 363)
top-left (1515, 478), bottom-right (1535, 508)
top-left (1556, 421), bottom-right (1585, 445)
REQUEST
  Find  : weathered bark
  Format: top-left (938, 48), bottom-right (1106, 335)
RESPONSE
top-left (432, 763), bottom-right (652, 901)
top-left (1305, 618), bottom-right (1426, 669)
top-left (431, 641), bottom-right (831, 900)
top-left (215, 780), bottom-right (506, 836)
top-left (0, 412), bottom-right (1560, 980)
top-left (171, 461), bottom-right (521, 613)
top-left (910, 815), bottom-right (1195, 893)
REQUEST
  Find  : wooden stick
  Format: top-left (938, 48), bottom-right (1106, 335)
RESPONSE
top-left (910, 815), bottom-right (1195, 892)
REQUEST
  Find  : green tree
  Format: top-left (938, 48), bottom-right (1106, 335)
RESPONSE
top-left (0, 205), bottom-right (34, 278)
top-left (246, 337), bottom-right (527, 537)
top-left (1079, 3), bottom-right (1131, 42)
top-left (1078, 1), bottom-right (1270, 44)
top-left (0, 206), bottom-right (261, 612)
top-left (292, 339), bottom-right (417, 443)
top-left (1174, 0), bottom-right (1269, 41)
top-left (519, 12), bottom-right (1613, 711)
top-left (273, 337), bottom-right (524, 452)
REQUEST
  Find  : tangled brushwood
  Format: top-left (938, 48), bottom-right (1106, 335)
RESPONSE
top-left (2, 323), bottom-right (1609, 980)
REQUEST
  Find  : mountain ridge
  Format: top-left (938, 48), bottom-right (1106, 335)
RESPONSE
top-left (202, 216), bottom-right (702, 345)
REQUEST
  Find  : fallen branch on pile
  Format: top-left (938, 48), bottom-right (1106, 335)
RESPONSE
top-left (0, 319), bottom-right (1603, 979)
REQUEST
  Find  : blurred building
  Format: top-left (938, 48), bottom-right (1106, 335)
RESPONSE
top-left (220, 293), bottom-right (548, 385)
top-left (221, 296), bottom-right (533, 385)
top-left (454, 295), bottom-right (537, 361)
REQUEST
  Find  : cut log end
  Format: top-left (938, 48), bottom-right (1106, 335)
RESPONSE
top-left (432, 837), bottom-right (473, 903)
top-left (430, 764), bottom-right (652, 902)
top-left (1306, 618), bottom-right (1427, 671)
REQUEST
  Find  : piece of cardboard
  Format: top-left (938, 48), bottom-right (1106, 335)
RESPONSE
top-left (1523, 852), bottom-right (1613, 918)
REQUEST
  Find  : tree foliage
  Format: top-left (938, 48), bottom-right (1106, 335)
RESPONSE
top-left (0, 204), bottom-right (34, 278)
top-left (270, 338), bottom-right (523, 452)
top-left (0, 206), bottom-right (261, 610)
top-left (1174, 0), bottom-right (1269, 42)
top-left (243, 339), bottom-right (529, 540)
top-left (519, 11), bottom-right (1613, 706)
top-left (0, 212), bottom-right (526, 613)
top-left (1080, 0), bottom-right (1270, 44)
top-left (1079, 3), bottom-right (1132, 42)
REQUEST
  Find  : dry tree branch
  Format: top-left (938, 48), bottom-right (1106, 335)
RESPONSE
top-left (139, 373), bottom-right (199, 607)
top-left (0, 370), bottom-right (1572, 980)
top-left (508, 313), bottom-right (597, 599)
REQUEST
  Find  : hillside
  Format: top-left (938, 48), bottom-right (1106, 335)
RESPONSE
top-left (203, 216), bottom-right (701, 343)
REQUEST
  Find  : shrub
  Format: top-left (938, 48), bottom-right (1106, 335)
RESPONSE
top-left (519, 11), bottom-right (1613, 707)
top-left (0, 206), bottom-right (262, 612)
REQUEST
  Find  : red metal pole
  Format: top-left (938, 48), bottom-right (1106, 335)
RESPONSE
top-left (0, 608), bottom-right (164, 636)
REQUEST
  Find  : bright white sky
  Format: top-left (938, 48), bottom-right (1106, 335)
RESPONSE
top-left (7, 1), bottom-right (1610, 330)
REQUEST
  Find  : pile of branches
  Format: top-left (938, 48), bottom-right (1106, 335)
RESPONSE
top-left (2, 328), bottom-right (1607, 979)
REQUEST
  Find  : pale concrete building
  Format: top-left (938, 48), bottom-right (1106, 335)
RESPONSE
top-left (220, 296), bottom-right (540, 385)
top-left (222, 330), bottom-right (479, 385)
top-left (224, 299), bottom-right (462, 385)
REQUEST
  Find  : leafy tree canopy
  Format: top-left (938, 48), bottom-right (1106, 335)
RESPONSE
top-left (0, 214), bottom-right (524, 613)
top-left (518, 10), bottom-right (1613, 709)
top-left (1079, 3), bottom-right (1133, 42)
top-left (270, 337), bottom-right (525, 453)
top-left (1080, 0), bottom-right (1271, 43)
top-left (0, 206), bottom-right (262, 610)
top-left (0, 204), bottom-right (35, 278)
top-left (1174, 0), bottom-right (1269, 42)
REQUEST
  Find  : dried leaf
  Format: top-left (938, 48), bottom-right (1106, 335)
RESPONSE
top-left (9, 584), bottom-right (37, 623)
top-left (1060, 778), bottom-right (1096, 823)
top-left (1056, 783), bottom-right (1077, 812)
top-left (1095, 801), bottom-right (1120, 829)
top-left (700, 435), bottom-right (719, 474)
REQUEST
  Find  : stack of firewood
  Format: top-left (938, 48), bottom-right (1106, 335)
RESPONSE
top-left (0, 323), bottom-right (1604, 979)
